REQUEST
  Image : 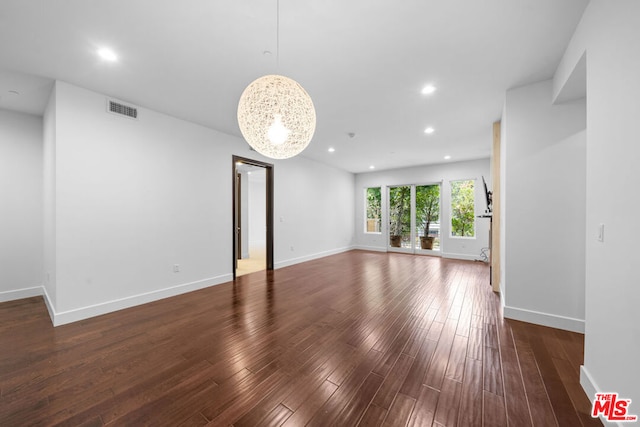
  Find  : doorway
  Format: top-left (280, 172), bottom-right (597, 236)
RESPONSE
top-left (232, 156), bottom-right (274, 279)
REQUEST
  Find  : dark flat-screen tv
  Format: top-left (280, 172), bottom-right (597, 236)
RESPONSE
top-left (482, 176), bottom-right (492, 214)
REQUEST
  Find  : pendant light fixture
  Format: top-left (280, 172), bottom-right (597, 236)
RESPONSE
top-left (237, 0), bottom-right (316, 159)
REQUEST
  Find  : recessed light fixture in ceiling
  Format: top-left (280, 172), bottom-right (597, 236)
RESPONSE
top-left (421, 84), bottom-right (436, 95)
top-left (424, 127), bottom-right (435, 134)
top-left (444, 155), bottom-right (452, 160)
top-left (369, 165), bottom-right (375, 170)
top-left (328, 147), bottom-right (335, 153)
top-left (97, 47), bottom-right (118, 62)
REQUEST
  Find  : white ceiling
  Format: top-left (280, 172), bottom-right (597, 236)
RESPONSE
top-left (0, 0), bottom-right (588, 173)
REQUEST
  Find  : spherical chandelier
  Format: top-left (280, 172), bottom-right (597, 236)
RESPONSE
top-left (237, 74), bottom-right (316, 159)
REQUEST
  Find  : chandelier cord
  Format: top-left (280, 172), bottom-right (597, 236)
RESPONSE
top-left (276, 0), bottom-right (280, 70)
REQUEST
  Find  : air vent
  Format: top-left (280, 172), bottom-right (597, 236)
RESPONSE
top-left (107, 99), bottom-right (138, 119)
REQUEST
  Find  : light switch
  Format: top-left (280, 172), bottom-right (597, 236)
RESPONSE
top-left (597, 224), bottom-right (604, 242)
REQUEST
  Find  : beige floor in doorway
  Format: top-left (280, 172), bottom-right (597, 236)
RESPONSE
top-left (236, 243), bottom-right (266, 276)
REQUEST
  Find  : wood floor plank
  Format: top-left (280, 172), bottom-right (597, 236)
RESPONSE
top-left (444, 334), bottom-right (468, 383)
top-left (358, 403), bottom-right (387, 427)
top-left (281, 380), bottom-right (338, 427)
top-left (467, 326), bottom-right (484, 361)
top-left (514, 344), bottom-right (559, 427)
top-left (0, 251), bottom-right (600, 426)
top-left (382, 392), bottom-right (416, 426)
top-left (337, 372), bottom-right (385, 426)
top-left (484, 390), bottom-right (508, 427)
top-left (398, 339), bottom-right (438, 399)
top-left (501, 345), bottom-right (533, 426)
top-left (457, 357), bottom-right (483, 427)
top-left (433, 377), bottom-right (462, 426)
top-left (406, 386), bottom-right (439, 427)
top-left (483, 345), bottom-right (504, 396)
top-left (372, 352), bottom-right (415, 409)
top-left (424, 319), bottom-right (458, 390)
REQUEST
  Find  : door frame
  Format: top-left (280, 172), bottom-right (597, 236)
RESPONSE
top-left (232, 155), bottom-right (274, 279)
top-left (236, 172), bottom-right (242, 260)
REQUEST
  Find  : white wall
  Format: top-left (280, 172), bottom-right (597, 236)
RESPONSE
top-left (42, 81), bottom-right (354, 324)
top-left (501, 79), bottom-right (586, 333)
top-left (0, 109), bottom-right (43, 302)
top-left (354, 158), bottom-right (491, 260)
top-left (248, 168), bottom-right (266, 247)
top-left (555, 0), bottom-right (640, 415)
top-left (239, 170), bottom-right (249, 259)
top-left (273, 156), bottom-right (354, 268)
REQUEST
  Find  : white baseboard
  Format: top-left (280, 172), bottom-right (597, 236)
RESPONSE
top-left (275, 246), bottom-right (354, 269)
top-left (42, 286), bottom-right (56, 322)
top-left (580, 366), bottom-right (598, 406)
top-left (503, 305), bottom-right (585, 333)
top-left (0, 286), bottom-right (43, 303)
top-left (49, 274), bottom-right (232, 326)
top-left (352, 245), bottom-right (387, 253)
top-left (580, 366), bottom-right (627, 426)
top-left (442, 252), bottom-right (480, 261)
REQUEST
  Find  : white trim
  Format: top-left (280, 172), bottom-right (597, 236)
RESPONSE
top-left (42, 286), bottom-right (56, 321)
top-left (0, 286), bottom-right (43, 303)
top-left (352, 245), bottom-right (387, 253)
top-left (580, 366), bottom-right (598, 406)
top-left (580, 366), bottom-right (625, 426)
top-left (275, 246), bottom-right (354, 269)
top-left (49, 274), bottom-right (232, 326)
top-left (503, 305), bottom-right (584, 333)
top-left (442, 252), bottom-right (479, 261)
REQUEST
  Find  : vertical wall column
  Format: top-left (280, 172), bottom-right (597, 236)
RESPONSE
top-left (491, 121), bottom-right (501, 292)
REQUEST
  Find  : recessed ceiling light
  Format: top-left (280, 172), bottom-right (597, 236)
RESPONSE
top-left (97, 47), bottom-right (118, 62)
top-left (421, 84), bottom-right (436, 95)
top-left (328, 147), bottom-right (335, 153)
top-left (369, 165), bottom-right (375, 170)
top-left (424, 127), bottom-right (435, 134)
top-left (444, 155), bottom-right (451, 160)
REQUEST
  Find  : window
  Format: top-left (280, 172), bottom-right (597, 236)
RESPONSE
top-left (451, 179), bottom-right (475, 237)
top-left (365, 187), bottom-right (381, 233)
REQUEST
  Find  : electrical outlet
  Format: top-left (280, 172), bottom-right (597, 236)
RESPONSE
top-left (597, 223), bottom-right (605, 242)
top-left (173, 264), bottom-right (180, 273)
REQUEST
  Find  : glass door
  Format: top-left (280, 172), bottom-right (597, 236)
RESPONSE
top-left (388, 185), bottom-right (412, 251)
top-left (388, 184), bottom-right (441, 254)
top-left (415, 184), bottom-right (441, 252)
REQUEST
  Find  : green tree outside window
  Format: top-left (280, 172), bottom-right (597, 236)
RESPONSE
top-left (365, 187), bottom-right (381, 232)
top-left (451, 180), bottom-right (475, 237)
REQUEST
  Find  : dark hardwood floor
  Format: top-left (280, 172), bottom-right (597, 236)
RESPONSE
top-left (0, 251), bottom-right (600, 426)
